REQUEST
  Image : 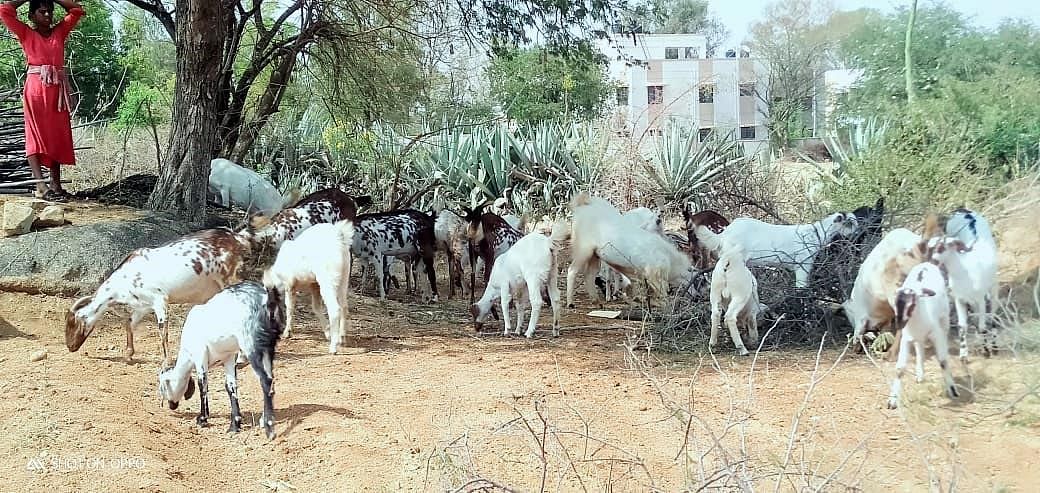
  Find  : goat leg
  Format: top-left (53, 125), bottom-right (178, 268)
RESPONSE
top-left (224, 360), bottom-right (242, 433)
top-left (196, 369), bottom-right (210, 427)
top-left (250, 352), bottom-right (277, 440)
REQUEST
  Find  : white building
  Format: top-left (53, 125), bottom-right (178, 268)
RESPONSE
top-left (595, 33), bottom-right (769, 150)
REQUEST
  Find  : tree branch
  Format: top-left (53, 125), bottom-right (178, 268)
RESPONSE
top-left (124, 0), bottom-right (175, 40)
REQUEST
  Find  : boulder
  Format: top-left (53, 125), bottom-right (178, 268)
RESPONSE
top-left (34, 205), bottom-right (65, 228)
top-left (0, 212), bottom-right (196, 295)
top-left (2, 202), bottom-right (36, 237)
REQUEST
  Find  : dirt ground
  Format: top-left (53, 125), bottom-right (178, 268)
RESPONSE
top-left (1, 283), bottom-right (1038, 492)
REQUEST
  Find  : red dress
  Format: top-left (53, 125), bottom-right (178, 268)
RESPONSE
top-left (0, 4), bottom-right (84, 166)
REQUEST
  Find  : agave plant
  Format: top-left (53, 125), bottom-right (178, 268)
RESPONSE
top-left (644, 126), bottom-right (748, 207)
top-left (796, 116), bottom-right (890, 184)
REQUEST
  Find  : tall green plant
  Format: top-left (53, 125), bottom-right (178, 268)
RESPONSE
top-left (644, 127), bottom-right (747, 206)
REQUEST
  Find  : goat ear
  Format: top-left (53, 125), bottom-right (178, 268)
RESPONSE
top-left (184, 377), bottom-right (196, 400)
top-left (921, 288), bottom-right (937, 297)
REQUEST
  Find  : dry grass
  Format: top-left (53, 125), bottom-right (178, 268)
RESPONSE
top-left (67, 124), bottom-right (167, 193)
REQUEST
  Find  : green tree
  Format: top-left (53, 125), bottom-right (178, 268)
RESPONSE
top-left (486, 45), bottom-right (611, 123)
top-left (650, 0), bottom-right (728, 55)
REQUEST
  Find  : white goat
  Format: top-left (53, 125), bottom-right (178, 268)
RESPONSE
top-left (208, 158), bottom-right (299, 217)
top-left (844, 227), bottom-right (933, 349)
top-left (709, 239), bottom-right (768, 356)
top-left (263, 218), bottom-right (354, 354)
top-left (887, 262), bottom-right (960, 409)
top-left (65, 228), bottom-right (250, 368)
top-left (561, 193), bottom-right (693, 308)
top-left (694, 212), bottom-right (859, 288)
top-left (470, 229), bottom-right (562, 338)
top-left (930, 208), bottom-right (999, 361)
top-left (158, 281), bottom-right (284, 438)
top-left (595, 207), bottom-right (661, 302)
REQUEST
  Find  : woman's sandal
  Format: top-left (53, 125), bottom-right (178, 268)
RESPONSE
top-left (39, 190), bottom-right (69, 203)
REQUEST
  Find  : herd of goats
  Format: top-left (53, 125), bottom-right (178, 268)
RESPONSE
top-left (52, 159), bottom-right (999, 439)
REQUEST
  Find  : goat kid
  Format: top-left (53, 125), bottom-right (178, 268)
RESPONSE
top-left (683, 208), bottom-right (730, 269)
top-left (709, 239), bottom-right (768, 356)
top-left (263, 218), bottom-right (355, 353)
top-left (463, 206), bottom-right (524, 292)
top-left (470, 229), bottom-right (562, 338)
top-left (352, 210), bottom-right (439, 302)
top-left (158, 281), bottom-right (284, 438)
top-left (247, 188), bottom-right (366, 249)
top-left (66, 228), bottom-right (249, 367)
top-left (929, 208), bottom-right (999, 360)
top-left (887, 262), bottom-right (960, 409)
top-left (435, 209), bottom-right (471, 298)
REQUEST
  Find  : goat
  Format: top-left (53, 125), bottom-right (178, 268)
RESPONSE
top-left (560, 193), bottom-right (694, 308)
top-left (929, 208), bottom-right (999, 361)
top-left (208, 158), bottom-right (300, 217)
top-left (248, 188), bottom-right (366, 249)
top-left (157, 281), bottom-right (284, 438)
top-left (263, 217), bottom-right (355, 354)
top-left (65, 228), bottom-right (249, 368)
top-left (708, 239), bottom-right (768, 355)
top-left (463, 205), bottom-right (524, 297)
top-left (351, 210), bottom-right (439, 302)
top-left (887, 261), bottom-right (960, 409)
top-left (693, 211), bottom-right (859, 289)
top-left (435, 209), bottom-right (471, 298)
top-left (844, 215), bottom-right (942, 351)
top-left (470, 229), bottom-right (562, 338)
top-left (683, 208), bottom-right (730, 269)
top-left (594, 206), bottom-right (665, 302)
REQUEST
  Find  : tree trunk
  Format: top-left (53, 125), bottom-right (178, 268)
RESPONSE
top-left (904, 0), bottom-right (919, 107)
top-left (146, 0), bottom-right (231, 223)
top-left (228, 51), bottom-right (298, 164)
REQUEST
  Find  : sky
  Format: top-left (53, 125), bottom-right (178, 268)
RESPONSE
top-left (713, 0), bottom-right (1040, 48)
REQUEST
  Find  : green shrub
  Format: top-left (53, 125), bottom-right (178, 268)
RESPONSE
top-left (114, 81), bottom-right (166, 129)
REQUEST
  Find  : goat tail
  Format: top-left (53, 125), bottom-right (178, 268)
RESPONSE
top-left (549, 219), bottom-right (571, 251)
top-left (261, 285), bottom-right (287, 347)
top-left (569, 191), bottom-right (592, 210)
top-left (281, 188), bottom-right (303, 209)
top-left (694, 224), bottom-right (724, 254)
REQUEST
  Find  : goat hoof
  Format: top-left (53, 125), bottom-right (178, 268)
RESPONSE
top-left (227, 424), bottom-right (240, 434)
top-left (196, 416), bottom-right (209, 427)
top-left (887, 398), bottom-right (899, 410)
top-left (948, 386), bottom-right (960, 399)
top-left (737, 348), bottom-right (750, 357)
top-left (123, 347), bottom-right (134, 362)
top-left (567, 303), bottom-right (575, 309)
top-left (265, 427), bottom-right (276, 440)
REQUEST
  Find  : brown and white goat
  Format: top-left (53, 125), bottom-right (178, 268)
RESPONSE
top-left (247, 188), bottom-right (370, 249)
top-left (351, 209), bottom-right (439, 302)
top-left (65, 228), bottom-right (249, 367)
top-left (462, 205), bottom-right (524, 299)
top-left (683, 208), bottom-right (730, 269)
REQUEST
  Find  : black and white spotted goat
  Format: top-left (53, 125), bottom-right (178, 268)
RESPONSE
top-left (158, 281), bottom-right (285, 439)
top-left (351, 209), bottom-right (439, 301)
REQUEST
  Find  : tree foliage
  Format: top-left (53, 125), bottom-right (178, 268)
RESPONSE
top-left (839, 5), bottom-right (1040, 165)
top-left (486, 45), bottom-right (611, 123)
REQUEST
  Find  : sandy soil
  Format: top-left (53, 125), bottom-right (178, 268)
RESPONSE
top-left (1, 284), bottom-right (1038, 493)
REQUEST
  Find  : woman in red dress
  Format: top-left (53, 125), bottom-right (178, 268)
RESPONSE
top-left (0, 0), bottom-right (83, 202)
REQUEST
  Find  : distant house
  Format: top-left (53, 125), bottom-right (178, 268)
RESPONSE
top-left (595, 33), bottom-right (769, 153)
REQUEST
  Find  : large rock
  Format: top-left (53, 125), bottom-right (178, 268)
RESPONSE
top-left (0, 212), bottom-right (196, 295)
top-left (34, 205), bottom-right (65, 228)
top-left (2, 202), bottom-right (36, 237)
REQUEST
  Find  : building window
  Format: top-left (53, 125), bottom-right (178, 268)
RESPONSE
top-left (698, 128), bottom-right (712, 142)
top-left (665, 47), bottom-right (679, 59)
top-left (698, 84), bottom-right (714, 103)
top-left (740, 126), bottom-right (756, 140)
top-left (616, 86), bottom-right (629, 106)
top-left (648, 128), bottom-right (663, 137)
top-left (647, 85), bottom-right (663, 104)
top-left (739, 83), bottom-right (755, 97)
top-left (684, 47), bottom-right (700, 59)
